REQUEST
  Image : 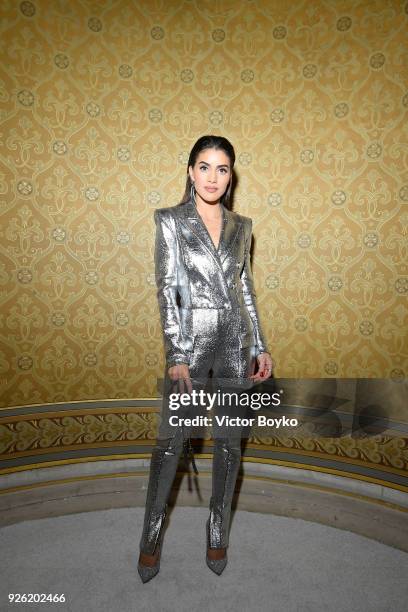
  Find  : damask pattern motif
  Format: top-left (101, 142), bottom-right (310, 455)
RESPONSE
top-left (0, 0), bottom-right (407, 412)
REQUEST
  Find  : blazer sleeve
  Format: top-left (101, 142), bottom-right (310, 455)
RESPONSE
top-left (240, 218), bottom-right (269, 356)
top-left (154, 209), bottom-right (190, 368)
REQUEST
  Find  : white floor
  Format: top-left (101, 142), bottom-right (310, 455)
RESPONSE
top-left (0, 507), bottom-right (407, 612)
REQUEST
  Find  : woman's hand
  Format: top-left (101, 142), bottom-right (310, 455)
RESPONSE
top-left (168, 363), bottom-right (192, 394)
top-left (249, 352), bottom-right (275, 382)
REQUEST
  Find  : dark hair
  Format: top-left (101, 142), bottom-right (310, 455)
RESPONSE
top-left (179, 135), bottom-right (235, 209)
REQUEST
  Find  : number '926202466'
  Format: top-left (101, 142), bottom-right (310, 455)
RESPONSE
top-left (8, 593), bottom-right (66, 603)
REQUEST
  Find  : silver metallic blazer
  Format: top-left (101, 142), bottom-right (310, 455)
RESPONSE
top-left (154, 197), bottom-right (269, 368)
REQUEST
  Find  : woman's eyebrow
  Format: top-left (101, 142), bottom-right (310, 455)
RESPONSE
top-left (198, 161), bottom-right (230, 168)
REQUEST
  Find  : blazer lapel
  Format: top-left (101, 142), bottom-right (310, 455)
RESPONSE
top-left (179, 199), bottom-right (221, 268)
top-left (179, 199), bottom-right (241, 268)
top-left (217, 206), bottom-right (241, 265)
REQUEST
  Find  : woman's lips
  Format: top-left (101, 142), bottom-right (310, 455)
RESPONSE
top-left (204, 187), bottom-right (218, 192)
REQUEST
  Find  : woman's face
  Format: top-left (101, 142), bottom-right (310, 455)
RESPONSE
top-left (188, 147), bottom-right (232, 206)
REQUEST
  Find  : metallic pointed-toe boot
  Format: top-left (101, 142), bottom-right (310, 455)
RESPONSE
top-left (138, 538), bottom-right (163, 584)
top-left (138, 432), bottom-right (184, 583)
top-left (206, 438), bottom-right (242, 576)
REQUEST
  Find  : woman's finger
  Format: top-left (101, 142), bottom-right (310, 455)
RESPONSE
top-left (185, 375), bottom-right (193, 394)
top-left (177, 377), bottom-right (184, 395)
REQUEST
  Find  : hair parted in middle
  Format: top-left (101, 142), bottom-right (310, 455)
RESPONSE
top-left (179, 135), bottom-right (236, 209)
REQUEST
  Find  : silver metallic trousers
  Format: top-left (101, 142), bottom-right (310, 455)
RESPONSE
top-left (140, 310), bottom-right (256, 555)
top-left (140, 309), bottom-right (255, 554)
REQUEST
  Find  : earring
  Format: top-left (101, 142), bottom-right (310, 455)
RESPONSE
top-left (190, 181), bottom-right (196, 204)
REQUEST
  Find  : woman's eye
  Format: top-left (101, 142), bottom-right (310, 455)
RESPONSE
top-left (198, 166), bottom-right (228, 173)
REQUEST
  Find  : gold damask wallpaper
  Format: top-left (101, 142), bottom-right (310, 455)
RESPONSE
top-left (0, 0), bottom-right (407, 409)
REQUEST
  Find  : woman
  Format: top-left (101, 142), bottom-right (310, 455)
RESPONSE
top-left (138, 135), bottom-right (274, 582)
